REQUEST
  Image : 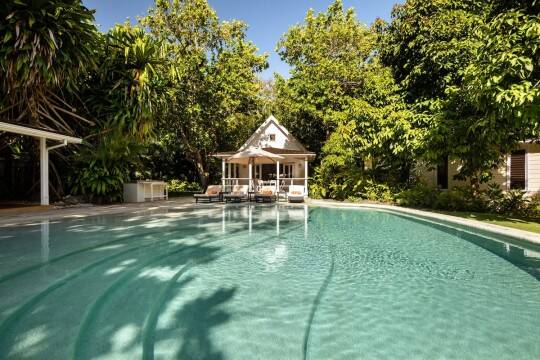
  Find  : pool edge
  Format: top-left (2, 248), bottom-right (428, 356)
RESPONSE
top-left (308, 200), bottom-right (540, 247)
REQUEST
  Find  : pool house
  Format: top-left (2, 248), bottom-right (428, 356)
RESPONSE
top-left (213, 115), bottom-right (316, 195)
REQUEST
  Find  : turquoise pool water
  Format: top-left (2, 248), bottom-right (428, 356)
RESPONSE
top-left (0, 205), bottom-right (539, 359)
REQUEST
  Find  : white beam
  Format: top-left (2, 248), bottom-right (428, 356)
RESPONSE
top-left (40, 137), bottom-right (49, 205)
top-left (0, 121), bottom-right (82, 143)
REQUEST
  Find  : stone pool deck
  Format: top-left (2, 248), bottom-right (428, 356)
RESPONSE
top-left (1, 197), bottom-right (539, 246)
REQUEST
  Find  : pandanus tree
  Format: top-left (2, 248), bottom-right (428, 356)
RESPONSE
top-left (70, 24), bottom-right (168, 203)
top-left (0, 0), bottom-right (98, 132)
top-left (0, 0), bottom-right (98, 199)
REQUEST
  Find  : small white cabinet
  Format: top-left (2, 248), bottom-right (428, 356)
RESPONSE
top-left (123, 181), bottom-right (168, 203)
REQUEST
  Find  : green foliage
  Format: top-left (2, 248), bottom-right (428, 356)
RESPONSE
top-left (141, 0), bottom-right (268, 186)
top-left (277, 0), bottom-right (423, 193)
top-left (434, 187), bottom-right (486, 212)
top-left (528, 193), bottom-right (540, 217)
top-left (380, 0), bottom-right (489, 103)
top-left (485, 184), bottom-right (532, 216)
top-left (167, 180), bottom-right (202, 194)
top-left (396, 183), bottom-right (438, 208)
top-left (70, 136), bottom-right (142, 203)
top-left (381, 0), bottom-right (540, 186)
top-left (70, 23), bottom-right (167, 203)
top-left (0, 0), bottom-right (98, 130)
top-left (275, 0), bottom-right (376, 154)
top-left (397, 182), bottom-right (536, 216)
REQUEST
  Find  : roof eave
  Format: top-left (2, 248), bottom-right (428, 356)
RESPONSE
top-left (0, 121), bottom-right (82, 144)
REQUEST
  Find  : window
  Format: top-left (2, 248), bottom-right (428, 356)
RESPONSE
top-left (437, 156), bottom-right (448, 190)
top-left (269, 134), bottom-right (276, 141)
top-left (510, 150), bottom-right (526, 190)
top-left (280, 164), bottom-right (293, 178)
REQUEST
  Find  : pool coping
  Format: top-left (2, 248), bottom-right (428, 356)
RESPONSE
top-left (308, 199), bottom-right (540, 246)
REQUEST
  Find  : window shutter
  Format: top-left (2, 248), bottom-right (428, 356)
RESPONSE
top-left (510, 150), bottom-right (526, 190)
top-left (437, 156), bottom-right (449, 189)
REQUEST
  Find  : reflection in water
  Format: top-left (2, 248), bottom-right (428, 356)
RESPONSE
top-left (40, 220), bottom-right (49, 263)
top-left (276, 207), bottom-right (280, 235)
top-left (219, 204), bottom-right (310, 239)
top-left (264, 243), bottom-right (289, 272)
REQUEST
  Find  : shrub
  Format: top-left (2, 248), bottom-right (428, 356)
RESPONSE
top-left (70, 162), bottom-right (128, 204)
top-left (396, 182), bottom-right (438, 208)
top-left (358, 180), bottom-right (395, 203)
top-left (499, 190), bottom-right (530, 216)
top-left (167, 180), bottom-right (201, 194)
top-left (485, 183), bottom-right (505, 213)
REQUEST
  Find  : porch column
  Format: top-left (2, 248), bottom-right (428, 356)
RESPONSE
top-left (40, 137), bottom-right (49, 205)
top-left (276, 161), bottom-right (280, 193)
top-left (248, 161), bottom-right (253, 191)
top-left (221, 159), bottom-right (226, 189)
top-left (304, 157), bottom-right (308, 196)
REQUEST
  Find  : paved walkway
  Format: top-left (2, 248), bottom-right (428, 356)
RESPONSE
top-left (0, 198), bottom-right (196, 227)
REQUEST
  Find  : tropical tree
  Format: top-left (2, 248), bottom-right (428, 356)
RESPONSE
top-left (141, 0), bottom-right (268, 187)
top-left (275, 0), bottom-right (376, 155)
top-left (420, 1), bottom-right (540, 189)
top-left (70, 24), bottom-right (167, 203)
top-left (380, 0), bottom-right (540, 192)
top-left (379, 0), bottom-right (490, 105)
top-left (0, 0), bottom-right (97, 131)
top-left (276, 0), bottom-right (422, 199)
top-left (0, 0), bottom-right (98, 200)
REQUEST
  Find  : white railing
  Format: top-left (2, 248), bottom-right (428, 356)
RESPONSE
top-left (221, 177), bottom-right (308, 195)
top-left (277, 178), bottom-right (308, 194)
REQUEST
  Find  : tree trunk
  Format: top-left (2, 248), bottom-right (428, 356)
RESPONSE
top-left (470, 175), bottom-right (481, 198)
top-left (193, 151), bottom-right (208, 189)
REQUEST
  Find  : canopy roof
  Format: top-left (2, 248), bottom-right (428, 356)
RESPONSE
top-left (226, 147), bottom-right (284, 164)
top-left (0, 121), bottom-right (82, 143)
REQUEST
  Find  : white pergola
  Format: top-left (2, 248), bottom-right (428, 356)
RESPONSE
top-left (0, 122), bottom-right (82, 205)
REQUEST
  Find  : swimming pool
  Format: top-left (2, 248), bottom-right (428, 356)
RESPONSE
top-left (0, 205), bottom-right (539, 359)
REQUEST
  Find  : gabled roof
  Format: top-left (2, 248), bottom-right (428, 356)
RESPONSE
top-left (239, 115), bottom-right (309, 153)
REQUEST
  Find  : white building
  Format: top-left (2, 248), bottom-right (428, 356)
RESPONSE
top-left (418, 142), bottom-right (540, 195)
top-left (213, 115), bottom-right (316, 195)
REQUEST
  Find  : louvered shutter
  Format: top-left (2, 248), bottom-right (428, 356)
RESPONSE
top-left (510, 150), bottom-right (526, 190)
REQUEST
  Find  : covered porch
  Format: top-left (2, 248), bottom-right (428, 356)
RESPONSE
top-left (213, 148), bottom-right (315, 195)
top-left (0, 121), bottom-right (82, 206)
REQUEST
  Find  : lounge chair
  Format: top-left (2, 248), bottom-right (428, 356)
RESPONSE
top-left (287, 185), bottom-right (305, 203)
top-left (223, 185), bottom-right (249, 203)
top-left (194, 185), bottom-right (222, 203)
top-left (254, 186), bottom-right (277, 203)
